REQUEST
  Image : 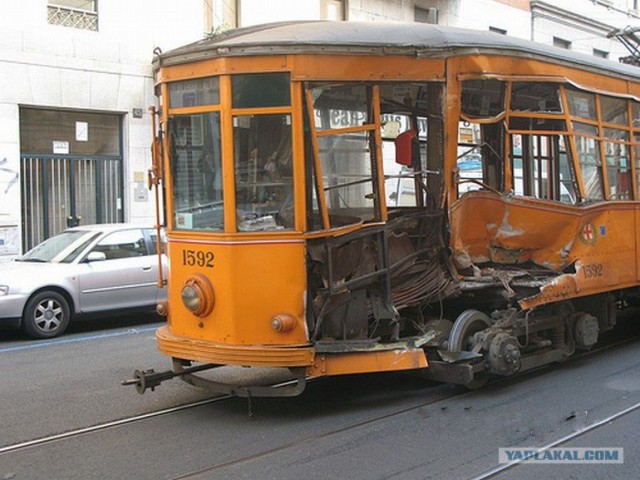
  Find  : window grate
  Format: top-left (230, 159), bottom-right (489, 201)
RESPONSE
top-left (48, 5), bottom-right (98, 31)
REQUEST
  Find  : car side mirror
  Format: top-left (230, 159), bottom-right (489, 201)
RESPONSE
top-left (86, 251), bottom-right (107, 262)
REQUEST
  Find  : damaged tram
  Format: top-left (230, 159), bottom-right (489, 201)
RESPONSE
top-left (133, 21), bottom-right (640, 395)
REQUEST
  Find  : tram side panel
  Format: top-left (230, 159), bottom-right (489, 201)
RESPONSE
top-left (450, 192), bottom-right (638, 311)
top-left (164, 239), bottom-right (308, 348)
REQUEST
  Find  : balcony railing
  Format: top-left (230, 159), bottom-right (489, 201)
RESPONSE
top-left (48, 4), bottom-right (98, 31)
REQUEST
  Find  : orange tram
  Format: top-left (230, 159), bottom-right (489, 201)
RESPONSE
top-left (131, 21), bottom-right (640, 395)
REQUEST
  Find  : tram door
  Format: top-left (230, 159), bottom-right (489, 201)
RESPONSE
top-left (19, 108), bottom-right (124, 251)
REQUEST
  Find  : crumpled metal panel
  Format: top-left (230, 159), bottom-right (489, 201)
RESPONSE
top-left (451, 191), bottom-right (638, 309)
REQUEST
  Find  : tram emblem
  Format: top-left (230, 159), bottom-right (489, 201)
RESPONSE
top-left (578, 222), bottom-right (598, 246)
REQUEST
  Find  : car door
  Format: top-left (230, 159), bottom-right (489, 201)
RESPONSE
top-left (77, 228), bottom-right (160, 313)
top-left (144, 227), bottom-right (168, 302)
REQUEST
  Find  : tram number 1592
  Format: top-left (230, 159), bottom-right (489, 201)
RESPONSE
top-left (583, 263), bottom-right (603, 278)
top-left (182, 249), bottom-right (215, 268)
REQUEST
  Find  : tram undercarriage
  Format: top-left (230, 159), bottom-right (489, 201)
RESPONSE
top-left (299, 200), bottom-right (603, 385)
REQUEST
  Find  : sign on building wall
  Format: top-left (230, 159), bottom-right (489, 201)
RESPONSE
top-left (0, 225), bottom-right (19, 260)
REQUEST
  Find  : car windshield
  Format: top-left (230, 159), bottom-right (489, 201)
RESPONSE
top-left (18, 230), bottom-right (99, 263)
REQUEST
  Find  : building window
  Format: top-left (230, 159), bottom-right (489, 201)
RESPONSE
top-left (212, 0), bottom-right (238, 30)
top-left (593, 48), bottom-right (609, 59)
top-left (321, 0), bottom-right (345, 20)
top-left (415, 6), bottom-right (438, 24)
top-left (48, 0), bottom-right (98, 31)
top-left (553, 37), bottom-right (571, 50)
top-left (490, 26), bottom-right (507, 35)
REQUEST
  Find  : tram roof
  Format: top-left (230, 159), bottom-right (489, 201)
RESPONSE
top-left (156, 21), bottom-right (640, 80)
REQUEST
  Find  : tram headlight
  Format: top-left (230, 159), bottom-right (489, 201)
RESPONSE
top-left (180, 274), bottom-right (214, 317)
top-left (271, 313), bottom-right (297, 333)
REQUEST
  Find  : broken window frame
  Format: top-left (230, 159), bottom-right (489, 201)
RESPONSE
top-left (564, 85), bottom-right (635, 201)
top-left (304, 82), bottom-right (386, 231)
top-left (506, 82), bottom-right (579, 204)
top-left (456, 77), bottom-right (640, 203)
top-left (457, 78), bottom-right (508, 197)
top-left (379, 82), bottom-right (445, 210)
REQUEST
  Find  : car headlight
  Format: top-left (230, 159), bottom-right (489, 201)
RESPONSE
top-left (0, 286), bottom-right (8, 296)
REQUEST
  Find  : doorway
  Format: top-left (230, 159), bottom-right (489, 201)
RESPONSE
top-left (19, 108), bottom-right (124, 251)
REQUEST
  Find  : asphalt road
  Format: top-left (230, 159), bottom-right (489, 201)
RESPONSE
top-left (1, 313), bottom-right (639, 480)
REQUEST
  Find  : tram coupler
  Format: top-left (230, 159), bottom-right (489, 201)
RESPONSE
top-left (122, 363), bottom-right (216, 394)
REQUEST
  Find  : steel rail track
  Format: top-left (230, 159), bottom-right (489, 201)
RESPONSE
top-left (0, 396), bottom-right (233, 455)
top-left (1, 324), bottom-right (637, 477)
top-left (169, 387), bottom-right (464, 479)
top-left (167, 328), bottom-right (640, 479)
top-left (468, 325), bottom-right (640, 479)
top-left (470, 399), bottom-right (640, 480)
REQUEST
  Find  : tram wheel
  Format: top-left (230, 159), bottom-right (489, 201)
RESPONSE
top-left (448, 309), bottom-right (490, 352)
top-left (448, 309), bottom-right (491, 389)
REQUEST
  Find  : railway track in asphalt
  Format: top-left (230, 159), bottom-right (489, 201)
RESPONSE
top-left (471, 399), bottom-right (640, 479)
top-left (162, 327), bottom-right (640, 479)
top-left (0, 396), bottom-right (232, 455)
top-left (1, 320), bottom-right (638, 478)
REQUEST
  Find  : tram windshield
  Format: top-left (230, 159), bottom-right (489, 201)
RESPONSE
top-left (169, 112), bottom-right (224, 231)
top-left (233, 73), bottom-right (294, 232)
top-left (168, 76), bottom-right (224, 232)
top-left (167, 73), bottom-right (294, 233)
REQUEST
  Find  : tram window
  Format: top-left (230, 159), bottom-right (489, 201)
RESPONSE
top-left (510, 133), bottom-right (576, 203)
top-left (575, 136), bottom-right (604, 201)
top-left (632, 102), bottom-right (640, 128)
top-left (635, 137), bottom-right (640, 195)
top-left (311, 84), bottom-right (369, 129)
top-left (379, 82), bottom-right (443, 208)
top-left (566, 88), bottom-right (597, 120)
top-left (308, 83), bottom-right (377, 228)
top-left (232, 73), bottom-right (291, 109)
top-left (168, 77), bottom-right (220, 109)
top-left (461, 80), bottom-right (505, 119)
top-left (603, 128), bottom-right (629, 141)
top-left (509, 117), bottom-right (566, 132)
top-left (233, 114), bottom-right (294, 231)
top-left (317, 131), bottom-right (376, 223)
top-left (511, 134), bottom-right (525, 197)
top-left (605, 142), bottom-right (631, 199)
top-left (381, 117), bottom-right (428, 207)
top-left (601, 96), bottom-right (628, 126)
top-left (510, 82), bottom-right (562, 113)
top-left (169, 112), bottom-right (224, 231)
top-left (456, 120), bottom-right (505, 196)
top-left (573, 121), bottom-right (598, 136)
top-left (457, 122), bottom-right (483, 194)
top-left (558, 137), bottom-right (578, 204)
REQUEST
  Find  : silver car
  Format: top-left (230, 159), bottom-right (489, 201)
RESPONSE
top-left (0, 224), bottom-right (166, 339)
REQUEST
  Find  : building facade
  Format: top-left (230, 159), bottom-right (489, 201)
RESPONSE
top-left (212, 0), bottom-right (639, 59)
top-left (0, 0), bottom-right (207, 259)
top-left (1, 0), bottom-right (639, 260)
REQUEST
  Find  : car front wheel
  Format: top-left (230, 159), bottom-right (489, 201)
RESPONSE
top-left (22, 291), bottom-right (71, 339)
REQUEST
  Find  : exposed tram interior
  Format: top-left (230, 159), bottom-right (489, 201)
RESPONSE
top-left (304, 81), bottom-right (457, 347)
top-left (301, 75), bottom-right (638, 385)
